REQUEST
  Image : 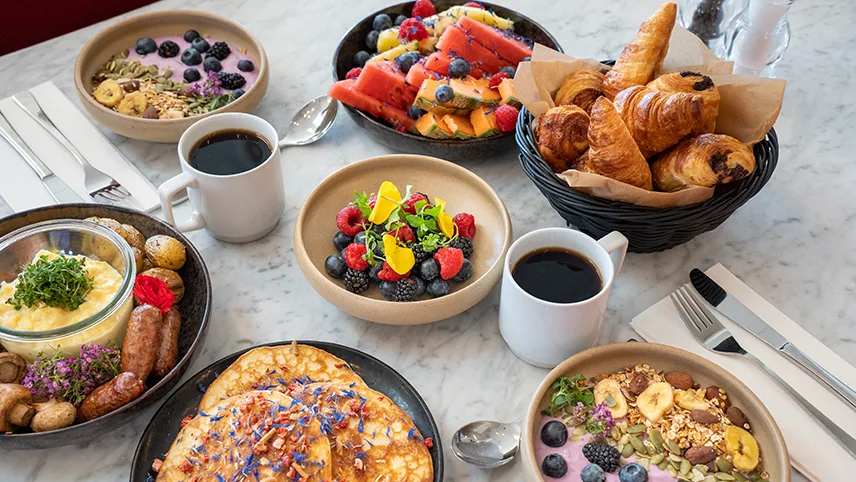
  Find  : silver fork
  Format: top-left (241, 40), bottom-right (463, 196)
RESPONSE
top-left (12, 91), bottom-right (133, 207)
top-left (671, 285), bottom-right (856, 458)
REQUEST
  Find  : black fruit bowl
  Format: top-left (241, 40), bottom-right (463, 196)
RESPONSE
top-left (0, 204), bottom-right (211, 449)
top-left (332, 1), bottom-right (562, 161)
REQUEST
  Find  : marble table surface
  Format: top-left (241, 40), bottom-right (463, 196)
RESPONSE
top-left (0, 0), bottom-right (853, 480)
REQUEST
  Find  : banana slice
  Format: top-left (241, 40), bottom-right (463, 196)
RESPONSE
top-left (593, 378), bottom-right (628, 418)
top-left (117, 91), bottom-right (148, 117)
top-left (636, 382), bottom-right (674, 423)
top-left (93, 79), bottom-right (124, 107)
top-left (725, 425), bottom-right (760, 472)
top-left (675, 389), bottom-right (710, 411)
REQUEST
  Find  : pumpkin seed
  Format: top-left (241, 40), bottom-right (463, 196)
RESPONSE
top-left (716, 457), bottom-right (733, 472)
top-left (120, 48), bottom-right (129, 58)
top-left (107, 60), bottom-right (116, 72)
top-left (105, 73), bottom-right (118, 79)
top-left (155, 84), bottom-right (164, 93)
top-left (117, 77), bottom-right (130, 83)
top-left (607, 439), bottom-right (616, 447)
top-left (188, 101), bottom-right (201, 109)
top-left (668, 465), bottom-right (679, 477)
top-left (732, 472), bottom-right (748, 482)
top-left (680, 459), bottom-right (692, 475)
top-left (132, 70), bottom-right (145, 79)
top-left (649, 429), bottom-right (665, 450)
top-left (628, 435), bottom-right (646, 453)
top-left (619, 433), bottom-right (630, 445)
top-left (669, 453), bottom-right (684, 463)
top-left (636, 450), bottom-right (649, 459)
top-left (609, 426), bottom-right (620, 440)
top-left (650, 454), bottom-right (665, 465)
top-left (573, 426), bottom-right (586, 436)
top-left (162, 68), bottom-right (172, 78)
top-left (639, 458), bottom-right (650, 470)
top-left (644, 440), bottom-right (658, 456)
top-left (670, 459), bottom-right (681, 470)
top-left (156, 77), bottom-right (167, 84)
top-left (703, 477), bottom-right (717, 482)
top-left (627, 424), bottom-right (647, 434)
top-left (666, 438), bottom-right (682, 454)
top-left (658, 459), bottom-right (669, 470)
top-left (616, 421), bottom-right (628, 433)
top-left (621, 443), bottom-right (634, 458)
top-left (691, 469), bottom-right (706, 482)
top-left (694, 464), bottom-right (709, 475)
top-left (570, 435), bottom-right (582, 442)
top-left (748, 474), bottom-right (761, 482)
top-left (714, 473), bottom-right (736, 481)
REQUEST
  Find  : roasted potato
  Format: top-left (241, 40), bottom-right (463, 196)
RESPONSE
top-left (121, 224), bottom-right (146, 251)
top-left (132, 247), bottom-right (144, 274)
top-left (144, 235), bottom-right (186, 270)
top-left (139, 267), bottom-right (185, 303)
top-left (85, 217), bottom-right (128, 240)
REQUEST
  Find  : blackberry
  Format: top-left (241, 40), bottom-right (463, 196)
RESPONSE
top-left (192, 37), bottom-right (210, 53)
top-left (157, 40), bottom-right (180, 58)
top-left (219, 72), bottom-right (246, 90)
top-left (582, 442), bottom-right (620, 473)
top-left (449, 237), bottom-right (473, 258)
top-left (392, 277), bottom-right (419, 301)
top-left (343, 269), bottom-right (370, 293)
top-left (135, 37), bottom-right (157, 55)
top-left (208, 41), bottom-right (231, 60)
top-left (411, 244), bottom-right (434, 263)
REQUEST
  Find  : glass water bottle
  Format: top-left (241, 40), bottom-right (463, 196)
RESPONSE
top-left (721, 0), bottom-right (794, 77)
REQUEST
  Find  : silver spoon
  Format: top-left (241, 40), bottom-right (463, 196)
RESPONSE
top-left (278, 95), bottom-right (338, 148)
top-left (451, 417), bottom-right (523, 468)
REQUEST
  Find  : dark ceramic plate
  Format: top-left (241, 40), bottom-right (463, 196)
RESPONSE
top-left (332, 1), bottom-right (562, 161)
top-left (0, 204), bottom-right (211, 450)
top-left (130, 340), bottom-right (443, 481)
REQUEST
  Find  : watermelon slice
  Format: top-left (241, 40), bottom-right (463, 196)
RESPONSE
top-left (328, 80), bottom-right (415, 132)
top-left (436, 22), bottom-right (511, 74)
top-left (354, 61), bottom-right (417, 110)
top-left (405, 61), bottom-right (441, 88)
top-left (458, 16), bottom-right (532, 64)
top-left (424, 50), bottom-right (485, 78)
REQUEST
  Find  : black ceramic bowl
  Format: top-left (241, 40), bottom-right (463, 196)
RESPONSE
top-left (0, 204), bottom-right (211, 449)
top-left (332, 1), bottom-right (562, 161)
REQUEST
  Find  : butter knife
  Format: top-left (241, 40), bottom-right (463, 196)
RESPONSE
top-left (690, 268), bottom-right (856, 412)
top-left (0, 112), bottom-right (83, 204)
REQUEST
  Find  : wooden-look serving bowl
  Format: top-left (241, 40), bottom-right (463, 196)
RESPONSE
top-left (523, 343), bottom-right (790, 481)
top-left (294, 154), bottom-right (512, 325)
top-left (74, 10), bottom-right (269, 143)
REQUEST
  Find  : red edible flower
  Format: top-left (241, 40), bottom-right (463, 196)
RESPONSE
top-left (399, 18), bottom-right (429, 42)
top-left (411, 0), bottom-right (436, 18)
top-left (134, 275), bottom-right (175, 312)
top-left (424, 437), bottom-right (434, 448)
top-left (488, 71), bottom-right (510, 88)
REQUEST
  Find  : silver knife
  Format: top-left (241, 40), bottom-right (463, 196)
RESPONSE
top-left (0, 112), bottom-right (83, 204)
top-left (690, 268), bottom-right (856, 412)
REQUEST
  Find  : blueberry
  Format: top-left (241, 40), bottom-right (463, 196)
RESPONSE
top-left (618, 463), bottom-right (648, 482)
top-left (414, 276), bottom-right (426, 296)
top-left (394, 14), bottom-right (408, 26)
top-left (232, 88), bottom-right (246, 99)
top-left (368, 264), bottom-right (383, 282)
top-left (435, 84), bottom-right (454, 103)
top-left (581, 463), bottom-right (606, 482)
top-left (426, 278), bottom-right (448, 297)
top-left (135, 37), bottom-right (157, 55)
top-left (202, 56), bottom-right (222, 72)
top-left (541, 454), bottom-right (568, 479)
top-left (181, 48), bottom-right (202, 66)
top-left (333, 232), bottom-right (354, 251)
top-left (379, 281), bottom-right (397, 300)
top-left (354, 50), bottom-right (372, 68)
top-left (396, 52), bottom-right (418, 74)
top-left (372, 13), bottom-right (393, 31)
top-left (184, 29), bottom-right (200, 42)
top-left (499, 66), bottom-right (516, 77)
top-left (540, 420), bottom-right (568, 448)
top-left (354, 231), bottom-right (367, 245)
top-left (192, 37), bottom-right (210, 53)
top-left (449, 58), bottom-right (471, 78)
top-left (183, 68), bottom-right (201, 82)
top-left (366, 30), bottom-right (380, 51)
top-left (237, 59), bottom-right (255, 72)
top-left (521, 56), bottom-right (531, 62)
top-left (451, 258), bottom-right (472, 282)
top-left (418, 259), bottom-right (439, 280)
top-left (408, 104), bottom-right (426, 120)
top-left (325, 255), bottom-right (347, 278)
top-left (371, 223), bottom-right (386, 234)
top-left (339, 247), bottom-right (348, 259)
top-left (372, 243), bottom-right (384, 257)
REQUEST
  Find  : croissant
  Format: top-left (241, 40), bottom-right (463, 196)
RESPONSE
top-left (554, 70), bottom-right (605, 114)
top-left (613, 85), bottom-right (704, 158)
top-left (602, 2), bottom-right (677, 100)
top-left (536, 106), bottom-right (590, 173)
top-left (651, 134), bottom-right (756, 191)
top-left (647, 71), bottom-right (720, 135)
top-left (582, 97), bottom-right (653, 190)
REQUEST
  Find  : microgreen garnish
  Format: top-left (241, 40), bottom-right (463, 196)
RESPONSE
top-left (7, 254), bottom-right (95, 311)
top-left (542, 374), bottom-right (594, 416)
top-left (352, 191), bottom-right (373, 218)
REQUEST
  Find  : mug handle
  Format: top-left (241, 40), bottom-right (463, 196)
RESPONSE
top-left (597, 231), bottom-right (629, 275)
top-left (158, 172), bottom-right (205, 232)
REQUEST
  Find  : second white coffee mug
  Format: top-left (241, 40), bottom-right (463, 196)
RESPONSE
top-left (498, 228), bottom-right (629, 368)
top-left (159, 113), bottom-right (286, 243)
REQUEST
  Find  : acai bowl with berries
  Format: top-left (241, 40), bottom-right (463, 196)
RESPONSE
top-left (75, 10), bottom-right (269, 142)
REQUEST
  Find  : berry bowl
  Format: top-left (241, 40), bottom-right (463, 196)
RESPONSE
top-left (523, 343), bottom-right (789, 481)
top-left (74, 9), bottom-right (269, 143)
top-left (331, 1), bottom-right (562, 161)
top-left (294, 154), bottom-right (511, 325)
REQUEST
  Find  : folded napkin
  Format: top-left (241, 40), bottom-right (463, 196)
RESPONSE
top-left (631, 263), bottom-right (856, 482)
top-left (0, 81), bottom-right (159, 212)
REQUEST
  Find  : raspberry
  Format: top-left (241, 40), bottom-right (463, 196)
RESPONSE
top-left (402, 192), bottom-right (428, 214)
top-left (336, 205), bottom-right (367, 236)
top-left (399, 19), bottom-right (429, 42)
top-left (344, 243), bottom-right (369, 271)
top-left (488, 71), bottom-right (510, 88)
top-left (495, 104), bottom-right (519, 133)
top-left (377, 262), bottom-right (408, 282)
top-left (345, 67), bottom-right (362, 80)
top-left (433, 247), bottom-right (464, 280)
top-left (452, 213), bottom-right (476, 239)
top-left (387, 224), bottom-right (415, 243)
top-left (411, 0), bottom-right (436, 19)
top-left (463, 2), bottom-right (484, 8)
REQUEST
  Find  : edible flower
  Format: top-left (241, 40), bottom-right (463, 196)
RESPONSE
top-left (134, 275), bottom-right (175, 312)
top-left (368, 181), bottom-right (402, 224)
top-left (21, 343), bottom-right (121, 406)
top-left (382, 234), bottom-right (415, 275)
top-left (434, 198), bottom-right (456, 238)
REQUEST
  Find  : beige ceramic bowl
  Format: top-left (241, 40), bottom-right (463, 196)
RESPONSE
top-left (295, 154), bottom-right (512, 325)
top-left (523, 343), bottom-right (790, 481)
top-left (74, 10), bottom-right (269, 143)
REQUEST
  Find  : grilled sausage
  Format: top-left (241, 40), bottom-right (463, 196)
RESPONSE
top-left (152, 308), bottom-right (181, 378)
top-left (77, 372), bottom-right (145, 422)
top-left (121, 304), bottom-right (162, 380)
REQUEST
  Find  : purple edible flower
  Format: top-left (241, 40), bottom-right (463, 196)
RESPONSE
top-left (21, 342), bottom-right (121, 406)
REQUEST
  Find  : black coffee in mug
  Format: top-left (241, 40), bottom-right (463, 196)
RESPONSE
top-left (189, 129), bottom-right (272, 176)
top-left (511, 247), bottom-right (603, 303)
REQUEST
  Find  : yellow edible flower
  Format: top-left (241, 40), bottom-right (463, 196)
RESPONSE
top-left (368, 181), bottom-right (402, 224)
top-left (383, 234), bottom-right (415, 275)
top-left (434, 198), bottom-right (456, 238)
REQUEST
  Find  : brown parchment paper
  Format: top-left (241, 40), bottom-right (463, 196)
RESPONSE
top-left (515, 25), bottom-right (786, 208)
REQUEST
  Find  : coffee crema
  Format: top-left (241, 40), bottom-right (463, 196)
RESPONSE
top-left (189, 129), bottom-right (272, 176)
top-left (511, 247), bottom-right (602, 303)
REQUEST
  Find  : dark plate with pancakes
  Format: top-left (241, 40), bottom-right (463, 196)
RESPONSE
top-left (131, 340), bottom-right (442, 481)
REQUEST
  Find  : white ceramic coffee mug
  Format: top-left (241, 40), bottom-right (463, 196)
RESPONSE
top-left (498, 228), bottom-right (629, 368)
top-left (159, 113), bottom-right (286, 243)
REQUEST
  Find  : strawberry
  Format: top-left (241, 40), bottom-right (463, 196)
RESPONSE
top-left (377, 262), bottom-right (408, 282)
top-left (344, 243), bottom-right (369, 271)
top-left (402, 192), bottom-right (428, 214)
top-left (336, 205), bottom-right (367, 236)
top-left (433, 247), bottom-right (464, 280)
top-left (463, 2), bottom-right (484, 8)
top-left (399, 18), bottom-right (429, 42)
top-left (411, 0), bottom-right (436, 18)
top-left (452, 213), bottom-right (476, 239)
top-left (488, 71), bottom-right (510, 88)
top-left (495, 104), bottom-right (519, 133)
top-left (345, 67), bottom-right (362, 80)
top-left (387, 224), bottom-right (415, 243)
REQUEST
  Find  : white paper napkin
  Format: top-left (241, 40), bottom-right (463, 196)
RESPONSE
top-left (631, 263), bottom-right (856, 482)
top-left (0, 81), bottom-right (159, 212)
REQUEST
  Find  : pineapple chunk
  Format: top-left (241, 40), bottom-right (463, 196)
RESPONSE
top-left (368, 41), bottom-right (419, 63)
top-left (450, 6), bottom-right (515, 30)
top-left (377, 28), bottom-right (401, 53)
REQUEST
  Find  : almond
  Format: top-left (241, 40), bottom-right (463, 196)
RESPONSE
top-left (690, 410), bottom-right (720, 424)
top-left (685, 446), bottom-right (717, 465)
top-left (726, 406), bottom-right (749, 429)
top-left (629, 373), bottom-right (649, 395)
top-left (705, 385), bottom-right (729, 408)
top-left (665, 371), bottom-right (694, 390)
